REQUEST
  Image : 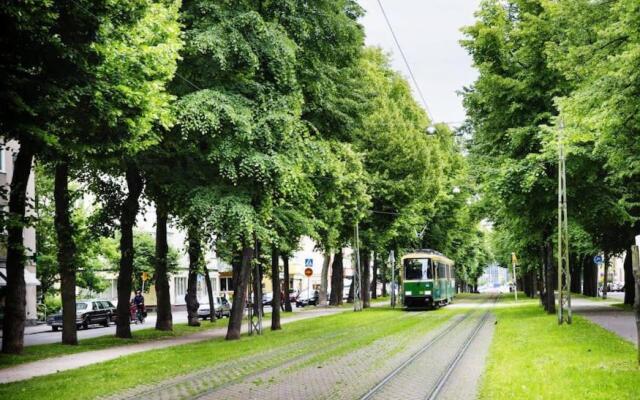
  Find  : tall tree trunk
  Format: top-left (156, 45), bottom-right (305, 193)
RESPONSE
top-left (154, 203), bottom-right (172, 331)
top-left (347, 275), bottom-right (354, 303)
top-left (624, 248), bottom-right (635, 305)
top-left (282, 254), bottom-right (292, 312)
top-left (203, 263), bottom-right (216, 322)
top-left (371, 254), bottom-right (378, 299)
top-left (271, 246), bottom-right (281, 330)
top-left (186, 226), bottom-right (201, 327)
top-left (2, 144), bottom-right (34, 354)
top-left (537, 264), bottom-right (544, 305)
top-left (55, 162), bottom-right (78, 345)
top-left (226, 243), bottom-right (253, 340)
top-left (583, 255), bottom-right (597, 297)
top-left (361, 249), bottom-right (371, 308)
top-left (544, 240), bottom-right (555, 314)
top-left (570, 253), bottom-right (582, 294)
top-left (115, 165), bottom-right (144, 339)
top-left (319, 251), bottom-right (331, 306)
top-left (329, 250), bottom-right (344, 306)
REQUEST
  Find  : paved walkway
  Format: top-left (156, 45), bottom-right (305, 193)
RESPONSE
top-left (0, 307), bottom-right (346, 385)
top-left (572, 297), bottom-right (637, 345)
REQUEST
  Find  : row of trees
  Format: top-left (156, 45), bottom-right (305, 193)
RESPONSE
top-left (1, 1), bottom-right (484, 354)
top-left (463, 0), bottom-right (639, 313)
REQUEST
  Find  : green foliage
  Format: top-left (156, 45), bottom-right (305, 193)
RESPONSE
top-left (98, 231), bottom-right (179, 291)
top-left (461, 0), bottom-right (637, 278)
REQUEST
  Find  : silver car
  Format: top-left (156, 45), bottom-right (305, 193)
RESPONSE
top-left (197, 297), bottom-right (232, 320)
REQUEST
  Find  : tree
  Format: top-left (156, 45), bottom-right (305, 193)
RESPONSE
top-left (172, 1), bottom-right (306, 340)
top-left (0, 0), bottom-right (116, 354)
top-left (354, 48), bottom-right (444, 307)
top-left (89, 0), bottom-right (181, 339)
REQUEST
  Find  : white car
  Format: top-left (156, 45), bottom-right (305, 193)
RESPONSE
top-left (197, 297), bottom-right (232, 320)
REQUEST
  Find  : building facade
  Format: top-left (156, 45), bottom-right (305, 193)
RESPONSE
top-left (0, 140), bottom-right (40, 324)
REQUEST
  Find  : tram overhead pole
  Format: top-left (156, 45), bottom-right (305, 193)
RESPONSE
top-left (557, 119), bottom-right (572, 325)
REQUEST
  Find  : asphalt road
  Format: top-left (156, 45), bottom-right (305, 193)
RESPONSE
top-left (17, 311), bottom-right (191, 346)
top-left (11, 303), bottom-right (307, 347)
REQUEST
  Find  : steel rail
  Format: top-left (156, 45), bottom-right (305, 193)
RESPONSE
top-left (359, 311), bottom-right (473, 400)
top-left (425, 294), bottom-right (500, 400)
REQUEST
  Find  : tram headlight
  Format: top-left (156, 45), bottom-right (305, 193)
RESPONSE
top-left (405, 291), bottom-right (412, 296)
top-left (425, 290), bottom-right (431, 295)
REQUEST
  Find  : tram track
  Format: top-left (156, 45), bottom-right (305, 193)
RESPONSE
top-left (360, 294), bottom-right (499, 400)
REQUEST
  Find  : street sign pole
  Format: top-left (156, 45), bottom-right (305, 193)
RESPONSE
top-left (557, 120), bottom-right (572, 325)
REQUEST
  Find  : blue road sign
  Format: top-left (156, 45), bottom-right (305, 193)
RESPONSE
top-left (304, 258), bottom-right (313, 267)
top-left (593, 255), bottom-right (603, 264)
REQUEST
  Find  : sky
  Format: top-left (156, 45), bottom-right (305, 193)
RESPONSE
top-left (357, 0), bottom-right (482, 125)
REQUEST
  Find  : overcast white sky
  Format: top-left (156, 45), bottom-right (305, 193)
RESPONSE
top-left (358, 0), bottom-right (481, 124)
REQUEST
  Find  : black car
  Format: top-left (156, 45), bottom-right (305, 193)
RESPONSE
top-left (296, 290), bottom-right (319, 307)
top-left (47, 300), bottom-right (115, 331)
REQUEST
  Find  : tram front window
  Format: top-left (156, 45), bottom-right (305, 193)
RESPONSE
top-left (404, 258), bottom-right (433, 280)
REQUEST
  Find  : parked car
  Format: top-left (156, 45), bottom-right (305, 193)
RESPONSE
top-left (262, 292), bottom-right (273, 306)
top-left (296, 290), bottom-right (319, 307)
top-left (198, 297), bottom-right (232, 320)
top-left (288, 289), bottom-right (299, 303)
top-left (47, 300), bottom-right (115, 331)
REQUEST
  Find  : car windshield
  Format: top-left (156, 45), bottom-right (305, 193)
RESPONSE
top-left (76, 303), bottom-right (88, 310)
top-left (404, 258), bottom-right (433, 280)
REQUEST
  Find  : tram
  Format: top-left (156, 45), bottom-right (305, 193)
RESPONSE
top-left (401, 249), bottom-right (455, 309)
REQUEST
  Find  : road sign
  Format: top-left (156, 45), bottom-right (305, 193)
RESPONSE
top-left (304, 258), bottom-right (313, 267)
top-left (593, 255), bottom-right (603, 264)
top-left (304, 267), bottom-right (313, 277)
top-left (141, 272), bottom-right (149, 282)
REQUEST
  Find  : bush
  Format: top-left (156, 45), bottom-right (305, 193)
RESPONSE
top-left (38, 295), bottom-right (62, 318)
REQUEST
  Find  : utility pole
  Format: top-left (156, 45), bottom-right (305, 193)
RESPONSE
top-left (557, 120), bottom-right (572, 325)
top-left (248, 238), bottom-right (263, 335)
top-left (389, 250), bottom-right (396, 308)
top-left (353, 222), bottom-right (363, 312)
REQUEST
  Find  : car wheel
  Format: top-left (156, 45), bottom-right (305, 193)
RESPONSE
top-left (52, 326), bottom-right (59, 332)
top-left (102, 319), bottom-right (109, 327)
top-left (82, 321), bottom-right (89, 330)
top-left (77, 324), bottom-right (82, 330)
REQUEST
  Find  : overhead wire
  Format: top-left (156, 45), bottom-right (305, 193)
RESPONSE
top-left (376, 0), bottom-right (434, 122)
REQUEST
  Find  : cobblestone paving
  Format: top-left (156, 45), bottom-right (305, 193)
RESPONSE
top-left (197, 313), bottom-right (470, 400)
top-left (103, 303), bottom-right (496, 400)
top-left (100, 310), bottom-right (409, 400)
top-left (366, 313), bottom-right (486, 400)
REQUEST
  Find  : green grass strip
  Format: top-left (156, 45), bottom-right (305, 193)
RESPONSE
top-left (0, 320), bottom-right (228, 369)
top-left (479, 301), bottom-right (639, 400)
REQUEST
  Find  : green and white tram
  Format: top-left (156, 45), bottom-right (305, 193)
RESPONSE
top-left (401, 249), bottom-right (455, 309)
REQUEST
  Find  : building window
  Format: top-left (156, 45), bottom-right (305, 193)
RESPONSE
top-left (175, 277), bottom-right (187, 300)
top-left (220, 277), bottom-right (233, 292)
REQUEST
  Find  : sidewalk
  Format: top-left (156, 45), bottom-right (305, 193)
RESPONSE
top-left (0, 307), bottom-right (346, 385)
top-left (572, 297), bottom-right (637, 345)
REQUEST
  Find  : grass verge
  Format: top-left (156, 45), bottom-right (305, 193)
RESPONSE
top-left (0, 320), bottom-right (227, 369)
top-left (479, 301), bottom-right (639, 400)
top-left (0, 306), bottom-right (457, 400)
